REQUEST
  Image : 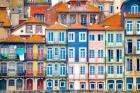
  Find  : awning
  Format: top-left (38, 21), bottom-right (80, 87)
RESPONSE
top-left (16, 48), bottom-right (25, 55)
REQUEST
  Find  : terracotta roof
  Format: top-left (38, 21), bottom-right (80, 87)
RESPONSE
top-left (100, 13), bottom-right (121, 26)
top-left (26, 17), bottom-right (43, 23)
top-left (0, 7), bottom-right (11, 27)
top-left (87, 24), bottom-right (105, 31)
top-left (69, 23), bottom-right (86, 29)
top-left (106, 25), bottom-right (123, 31)
top-left (55, 2), bottom-right (99, 13)
top-left (55, 2), bottom-right (69, 12)
top-left (1, 35), bottom-right (25, 42)
top-left (26, 35), bottom-right (44, 43)
top-left (124, 13), bottom-right (140, 18)
top-left (47, 22), bottom-right (67, 30)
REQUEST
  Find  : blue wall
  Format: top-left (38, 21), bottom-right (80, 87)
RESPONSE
top-left (67, 29), bottom-right (88, 62)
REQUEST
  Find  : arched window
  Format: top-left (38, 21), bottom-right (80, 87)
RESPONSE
top-left (131, 4), bottom-right (139, 14)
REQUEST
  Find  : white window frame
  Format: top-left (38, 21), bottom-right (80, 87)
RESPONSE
top-left (60, 81), bottom-right (65, 87)
top-left (126, 20), bottom-right (133, 32)
top-left (79, 32), bottom-right (87, 42)
top-left (80, 66), bottom-right (85, 75)
top-left (98, 83), bottom-right (104, 90)
top-left (80, 83), bottom-right (86, 90)
top-left (137, 21), bottom-right (140, 32)
top-left (117, 83), bottom-right (123, 90)
top-left (68, 32), bottom-right (75, 42)
top-left (47, 81), bottom-right (52, 87)
top-left (137, 39), bottom-right (140, 54)
top-left (89, 66), bottom-right (95, 75)
top-left (90, 83), bottom-right (95, 90)
top-left (127, 83), bottom-right (133, 90)
top-left (69, 83), bottom-right (74, 90)
top-left (68, 47), bottom-right (75, 58)
top-left (117, 66), bottom-right (123, 74)
top-left (69, 66), bottom-right (73, 75)
top-left (79, 47), bottom-right (87, 58)
top-left (131, 4), bottom-right (139, 14)
top-left (98, 66), bottom-right (104, 75)
top-left (137, 83), bottom-right (140, 90)
top-left (116, 33), bottom-right (122, 43)
top-left (89, 49), bottom-right (95, 58)
top-left (108, 83), bottom-right (114, 91)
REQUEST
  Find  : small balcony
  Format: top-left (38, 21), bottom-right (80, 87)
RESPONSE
top-left (37, 71), bottom-right (45, 76)
top-left (46, 38), bottom-right (66, 45)
top-left (0, 72), bottom-right (7, 76)
top-left (17, 71), bottom-right (26, 76)
top-left (26, 71), bottom-right (33, 76)
top-left (0, 54), bottom-right (19, 60)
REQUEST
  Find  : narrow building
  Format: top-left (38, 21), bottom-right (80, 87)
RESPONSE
top-left (87, 24), bottom-right (106, 91)
top-left (45, 22), bottom-right (67, 90)
top-left (121, 0), bottom-right (140, 91)
top-left (67, 23), bottom-right (88, 90)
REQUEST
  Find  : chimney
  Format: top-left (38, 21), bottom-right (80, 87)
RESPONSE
top-left (10, 12), bottom-right (19, 27)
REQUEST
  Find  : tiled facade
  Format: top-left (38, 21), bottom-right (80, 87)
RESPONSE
top-left (1, 0), bottom-right (140, 92)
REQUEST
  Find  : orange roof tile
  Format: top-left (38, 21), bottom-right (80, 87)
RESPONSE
top-left (100, 13), bottom-right (121, 26)
top-left (106, 25), bottom-right (123, 31)
top-left (69, 23), bottom-right (86, 29)
top-left (88, 24), bottom-right (105, 31)
top-left (26, 35), bottom-right (44, 43)
top-left (86, 4), bottom-right (100, 13)
top-left (0, 7), bottom-right (11, 27)
top-left (55, 2), bottom-right (69, 12)
top-left (125, 13), bottom-right (140, 18)
top-left (47, 22), bottom-right (67, 30)
top-left (26, 17), bottom-right (43, 23)
top-left (1, 35), bottom-right (25, 42)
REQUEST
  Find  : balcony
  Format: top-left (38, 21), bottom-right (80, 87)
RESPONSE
top-left (17, 71), bottom-right (26, 76)
top-left (125, 29), bottom-right (140, 36)
top-left (37, 71), bottom-right (45, 76)
top-left (126, 47), bottom-right (138, 55)
top-left (0, 54), bottom-right (19, 61)
top-left (0, 72), bottom-right (7, 76)
top-left (26, 71), bottom-right (33, 77)
top-left (46, 38), bottom-right (66, 45)
top-left (46, 57), bottom-right (66, 62)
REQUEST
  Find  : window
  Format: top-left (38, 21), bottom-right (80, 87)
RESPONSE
top-left (126, 21), bottom-right (133, 32)
top-left (26, 24), bottom-right (32, 33)
top-left (108, 34), bottom-right (113, 43)
top-left (80, 66), bottom-right (85, 75)
top-left (90, 83), bottom-right (95, 90)
top-left (98, 34), bottom-right (103, 41)
top-left (68, 32), bottom-right (75, 42)
top-left (54, 80), bottom-right (58, 86)
top-left (79, 32), bottom-right (86, 42)
top-left (116, 34), bottom-right (122, 43)
top-left (98, 83), bottom-right (104, 90)
top-left (69, 66), bottom-right (73, 75)
top-left (137, 21), bottom-right (140, 32)
top-left (127, 83), bottom-right (133, 90)
top-left (60, 81), bottom-right (65, 87)
top-left (89, 50), bottom-right (95, 58)
top-left (27, 63), bottom-right (33, 72)
top-left (131, 4), bottom-right (139, 14)
top-left (108, 50), bottom-right (113, 62)
top-left (47, 48), bottom-right (52, 60)
top-left (36, 25), bottom-right (42, 33)
top-left (98, 4), bottom-right (104, 11)
top-left (90, 14), bottom-right (96, 24)
top-left (38, 62), bottom-right (43, 73)
top-left (38, 45), bottom-right (44, 59)
top-left (89, 35), bottom-right (94, 41)
top-left (48, 32), bottom-right (53, 42)
top-left (54, 48), bottom-right (58, 55)
top-left (9, 80), bottom-right (14, 86)
top-left (27, 45), bottom-right (33, 59)
top-left (117, 83), bottom-right (122, 90)
top-left (47, 81), bottom-right (52, 87)
top-left (69, 48), bottom-right (74, 58)
top-left (117, 66), bottom-right (122, 74)
top-left (60, 14), bottom-right (67, 24)
top-left (108, 82), bottom-right (114, 91)
top-left (60, 48), bottom-right (66, 60)
top-left (55, 64), bottom-right (58, 70)
top-left (80, 48), bottom-right (86, 58)
top-left (17, 63), bottom-right (24, 73)
top-left (98, 66), bottom-right (104, 75)
top-left (137, 39), bottom-right (140, 53)
top-left (34, 14), bottom-right (44, 21)
top-left (60, 64), bottom-right (66, 75)
top-left (47, 64), bottom-right (52, 75)
top-left (109, 4), bottom-right (114, 14)
top-left (137, 59), bottom-right (140, 71)
top-left (80, 83), bottom-right (86, 90)
top-left (81, 14), bottom-right (87, 26)
top-left (90, 66), bottom-right (95, 75)
top-left (1, 63), bottom-right (7, 74)
top-left (127, 58), bottom-right (132, 71)
top-left (59, 32), bottom-right (64, 41)
top-left (70, 14), bottom-right (76, 24)
top-left (137, 83), bottom-right (140, 90)
top-left (108, 66), bottom-right (114, 74)
top-left (116, 49), bottom-right (122, 62)
top-left (98, 50), bottom-right (103, 58)
top-left (127, 39), bottom-right (132, 54)
top-left (69, 83), bottom-right (74, 90)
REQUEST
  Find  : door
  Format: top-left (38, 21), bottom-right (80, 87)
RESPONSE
top-left (27, 79), bottom-right (33, 90)
top-left (0, 79), bottom-right (6, 91)
top-left (37, 79), bottom-right (44, 90)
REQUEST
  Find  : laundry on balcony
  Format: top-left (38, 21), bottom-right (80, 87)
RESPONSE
top-left (16, 48), bottom-right (25, 61)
